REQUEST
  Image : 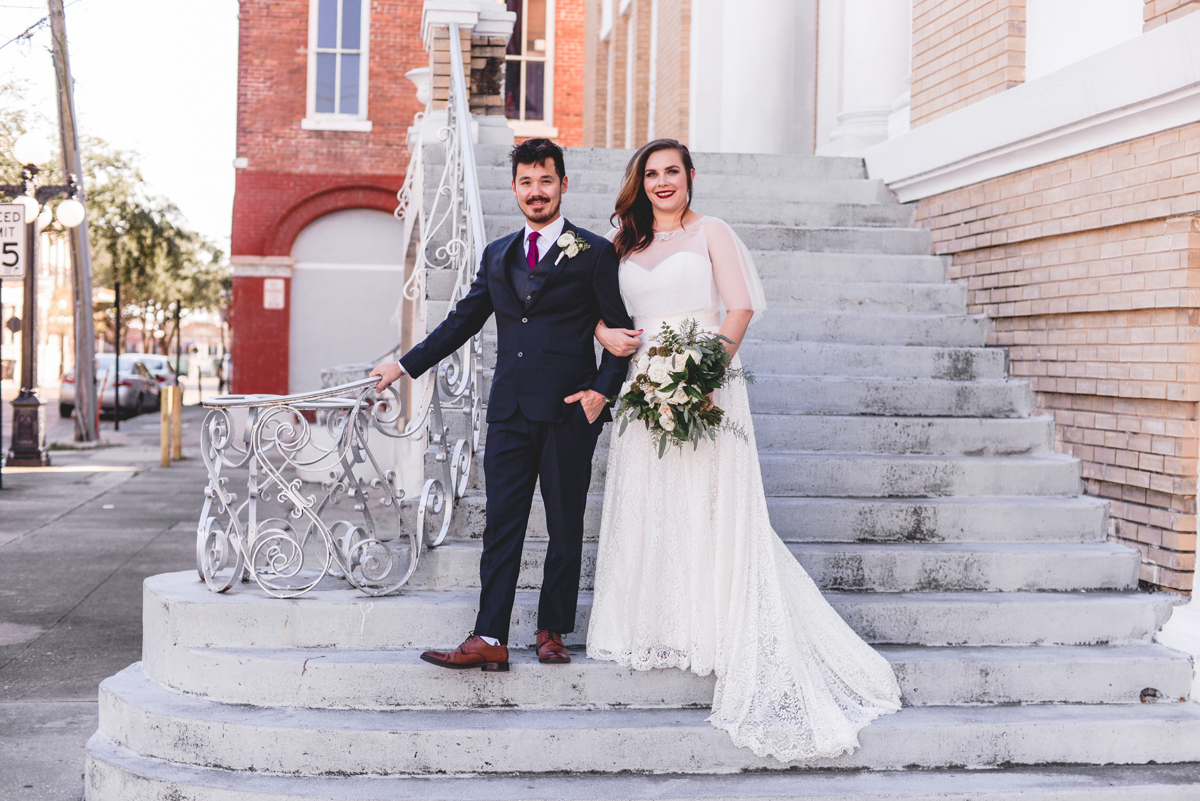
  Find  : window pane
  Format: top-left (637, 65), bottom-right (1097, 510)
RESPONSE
top-left (525, 0), bottom-right (547, 55)
top-left (317, 0), bottom-right (337, 48)
top-left (506, 0), bottom-right (522, 56)
top-left (340, 53), bottom-right (360, 114)
top-left (316, 52), bottom-right (336, 112)
top-left (524, 60), bottom-right (544, 120)
top-left (505, 60), bottom-right (521, 118)
top-left (341, 0), bottom-right (361, 50)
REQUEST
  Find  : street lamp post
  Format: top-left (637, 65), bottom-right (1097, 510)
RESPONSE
top-left (1, 134), bottom-right (87, 467)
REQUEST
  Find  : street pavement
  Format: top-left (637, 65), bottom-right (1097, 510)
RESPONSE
top-left (0, 380), bottom-right (214, 801)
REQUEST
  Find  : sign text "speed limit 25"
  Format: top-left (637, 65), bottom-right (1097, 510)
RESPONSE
top-left (0, 203), bottom-right (27, 280)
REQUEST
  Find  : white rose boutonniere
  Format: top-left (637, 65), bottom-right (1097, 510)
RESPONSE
top-left (554, 231), bottom-right (592, 265)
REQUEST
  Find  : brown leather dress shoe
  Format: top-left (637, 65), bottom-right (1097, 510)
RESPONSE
top-left (536, 630), bottom-right (570, 664)
top-left (421, 634), bottom-right (509, 672)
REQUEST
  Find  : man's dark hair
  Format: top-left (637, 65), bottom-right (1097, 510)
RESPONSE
top-left (510, 138), bottom-right (566, 181)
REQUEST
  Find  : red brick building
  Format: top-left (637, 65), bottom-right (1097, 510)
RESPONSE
top-left (231, 0), bottom-right (587, 395)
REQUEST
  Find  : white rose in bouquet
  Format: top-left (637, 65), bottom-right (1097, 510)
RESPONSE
top-left (647, 359), bottom-right (671, 385)
top-left (669, 386), bottom-right (689, 405)
top-left (659, 411), bottom-right (676, 432)
top-left (683, 347), bottom-right (702, 365)
top-left (620, 381), bottom-right (633, 396)
top-left (668, 351), bottom-right (689, 371)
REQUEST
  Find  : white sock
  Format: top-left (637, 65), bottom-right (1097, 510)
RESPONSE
top-left (479, 635), bottom-right (501, 646)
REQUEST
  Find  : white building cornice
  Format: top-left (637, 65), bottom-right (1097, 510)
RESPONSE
top-left (231, 256), bottom-right (295, 278)
top-left (865, 12), bottom-right (1200, 202)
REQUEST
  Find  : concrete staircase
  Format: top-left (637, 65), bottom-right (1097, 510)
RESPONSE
top-left (85, 147), bottom-right (1200, 799)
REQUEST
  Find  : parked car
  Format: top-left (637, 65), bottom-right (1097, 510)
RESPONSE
top-left (60, 354), bottom-right (162, 419)
top-left (135, 354), bottom-right (182, 392)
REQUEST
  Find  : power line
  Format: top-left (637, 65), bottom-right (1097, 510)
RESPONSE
top-left (0, 15), bottom-right (46, 52)
top-left (0, 0), bottom-right (82, 53)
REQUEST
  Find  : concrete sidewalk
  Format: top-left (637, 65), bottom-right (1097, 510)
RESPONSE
top-left (0, 399), bottom-right (211, 801)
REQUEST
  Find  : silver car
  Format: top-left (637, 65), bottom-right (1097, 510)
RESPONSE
top-left (135, 354), bottom-right (182, 393)
top-left (59, 354), bottom-right (161, 418)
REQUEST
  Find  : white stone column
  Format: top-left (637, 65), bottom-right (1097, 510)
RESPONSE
top-left (816, 0), bottom-right (911, 157)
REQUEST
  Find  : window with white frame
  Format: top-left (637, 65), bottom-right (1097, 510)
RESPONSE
top-left (505, 0), bottom-right (557, 137)
top-left (303, 0), bottom-right (372, 132)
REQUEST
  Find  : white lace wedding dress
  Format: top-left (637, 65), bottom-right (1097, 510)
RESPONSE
top-left (586, 216), bottom-right (902, 762)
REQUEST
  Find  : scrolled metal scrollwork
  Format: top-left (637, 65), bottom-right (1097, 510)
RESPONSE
top-left (196, 378), bottom-right (423, 598)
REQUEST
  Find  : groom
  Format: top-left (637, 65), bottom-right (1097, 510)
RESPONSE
top-left (371, 138), bottom-right (633, 671)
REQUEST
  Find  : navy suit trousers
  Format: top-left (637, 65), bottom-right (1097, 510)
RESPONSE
top-left (475, 403), bottom-right (603, 643)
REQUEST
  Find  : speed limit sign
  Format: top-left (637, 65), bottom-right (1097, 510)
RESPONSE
top-left (0, 203), bottom-right (26, 279)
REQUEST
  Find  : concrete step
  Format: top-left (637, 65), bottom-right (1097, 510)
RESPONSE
top-left (762, 279), bottom-right (968, 314)
top-left (748, 309), bottom-right (989, 347)
top-left (465, 448), bottom-right (1080, 498)
top-left (743, 341), bottom-right (1006, 380)
top-left (145, 641), bottom-right (1189, 710)
top-left (746, 376), bottom-right (1032, 417)
top-left (424, 253), bottom-right (952, 299)
top-left (482, 217), bottom-right (934, 255)
top-left (143, 573), bottom-right (1178, 648)
top-left (435, 408), bottom-right (1051, 457)
top-left (98, 664), bottom-right (1200, 775)
top-left (510, 193), bottom-right (915, 228)
top-left (750, 415), bottom-right (1052, 455)
top-left (85, 735), bottom-right (1200, 801)
top-left (766, 496), bottom-right (1110, 543)
top-left (408, 540), bottom-right (1139, 593)
top-left (443, 144), bottom-right (869, 179)
top-left (754, 251), bottom-right (949, 283)
top-left (756, 452), bottom-right (1081, 498)
top-left (477, 165), bottom-right (894, 203)
top-left (419, 493), bottom-right (1110, 545)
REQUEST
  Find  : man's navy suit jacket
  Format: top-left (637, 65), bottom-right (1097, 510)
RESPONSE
top-left (400, 219), bottom-right (634, 424)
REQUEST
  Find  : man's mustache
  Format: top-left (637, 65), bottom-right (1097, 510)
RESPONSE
top-left (525, 196), bottom-right (552, 204)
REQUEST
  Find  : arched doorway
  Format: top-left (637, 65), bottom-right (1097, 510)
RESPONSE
top-left (288, 208), bottom-right (407, 393)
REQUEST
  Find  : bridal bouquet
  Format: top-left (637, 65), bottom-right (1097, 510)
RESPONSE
top-left (613, 319), bottom-right (753, 458)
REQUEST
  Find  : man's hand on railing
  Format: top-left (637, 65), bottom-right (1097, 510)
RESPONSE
top-left (370, 361), bottom-right (405, 394)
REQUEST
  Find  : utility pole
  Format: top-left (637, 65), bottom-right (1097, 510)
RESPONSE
top-left (49, 0), bottom-right (97, 442)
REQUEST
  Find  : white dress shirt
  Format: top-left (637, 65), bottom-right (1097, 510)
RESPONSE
top-left (397, 215), bottom-right (568, 376)
top-left (523, 214), bottom-right (566, 263)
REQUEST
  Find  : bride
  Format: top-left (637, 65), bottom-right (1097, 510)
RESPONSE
top-left (586, 138), bottom-right (902, 762)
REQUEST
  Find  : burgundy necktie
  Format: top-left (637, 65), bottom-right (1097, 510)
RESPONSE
top-left (526, 231), bottom-right (540, 271)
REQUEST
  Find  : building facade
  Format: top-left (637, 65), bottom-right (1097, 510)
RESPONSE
top-left (230, 0), bottom-right (592, 399)
top-left (580, 0), bottom-right (1200, 596)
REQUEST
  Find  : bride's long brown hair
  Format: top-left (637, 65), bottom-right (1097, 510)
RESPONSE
top-left (610, 138), bottom-right (695, 261)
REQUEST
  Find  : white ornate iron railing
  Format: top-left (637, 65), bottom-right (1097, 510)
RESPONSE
top-left (197, 22), bottom-right (487, 598)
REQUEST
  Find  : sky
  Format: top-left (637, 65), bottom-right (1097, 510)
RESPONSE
top-left (0, 0), bottom-right (239, 250)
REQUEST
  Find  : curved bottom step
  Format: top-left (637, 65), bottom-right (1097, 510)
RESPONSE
top-left (87, 734), bottom-right (1200, 800)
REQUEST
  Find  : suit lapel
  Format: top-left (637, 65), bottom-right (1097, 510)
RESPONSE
top-left (527, 218), bottom-right (572, 312)
top-left (494, 230), bottom-right (525, 310)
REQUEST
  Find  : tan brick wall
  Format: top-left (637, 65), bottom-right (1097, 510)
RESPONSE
top-left (627, 0), bottom-right (653, 147)
top-left (605, 5), bottom-right (628, 148)
top-left (1145, 0), bottom-right (1200, 30)
top-left (652, 0), bottom-right (690, 143)
top-left (582, 0), bottom-right (606, 145)
top-left (915, 126), bottom-right (1200, 592)
top-left (911, 0), bottom-right (1027, 127)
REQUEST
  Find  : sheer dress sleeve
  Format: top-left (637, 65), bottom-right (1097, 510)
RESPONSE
top-left (705, 217), bottom-right (767, 324)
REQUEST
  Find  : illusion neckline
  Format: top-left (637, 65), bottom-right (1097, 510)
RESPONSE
top-left (652, 216), bottom-right (707, 241)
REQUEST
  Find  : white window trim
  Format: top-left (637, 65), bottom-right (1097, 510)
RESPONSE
top-left (505, 0), bottom-right (556, 134)
top-left (303, 0), bottom-right (373, 132)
